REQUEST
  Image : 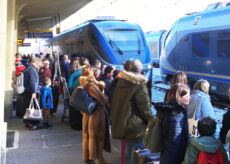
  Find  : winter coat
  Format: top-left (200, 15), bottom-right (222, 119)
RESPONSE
top-left (60, 61), bottom-right (70, 82)
top-left (100, 75), bottom-right (113, 97)
top-left (187, 90), bottom-right (214, 120)
top-left (40, 67), bottom-right (52, 84)
top-left (80, 77), bottom-right (111, 161)
top-left (68, 69), bottom-right (82, 90)
top-left (155, 103), bottom-right (189, 164)
top-left (40, 85), bottom-right (53, 109)
top-left (110, 70), bottom-right (152, 140)
top-left (220, 109), bottom-right (230, 144)
top-left (23, 64), bottom-right (39, 93)
top-left (182, 136), bottom-right (229, 164)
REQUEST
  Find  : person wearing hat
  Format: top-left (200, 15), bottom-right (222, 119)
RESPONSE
top-left (15, 53), bottom-right (25, 76)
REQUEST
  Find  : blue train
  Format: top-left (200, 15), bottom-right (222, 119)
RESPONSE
top-left (160, 2), bottom-right (230, 101)
top-left (145, 30), bottom-right (167, 67)
top-left (51, 18), bottom-right (153, 92)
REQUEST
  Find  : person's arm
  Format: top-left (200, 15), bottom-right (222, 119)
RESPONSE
top-left (29, 67), bottom-right (39, 98)
top-left (133, 84), bottom-right (152, 123)
top-left (201, 96), bottom-right (214, 118)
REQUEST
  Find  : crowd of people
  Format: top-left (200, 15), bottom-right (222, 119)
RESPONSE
top-left (13, 52), bottom-right (230, 164)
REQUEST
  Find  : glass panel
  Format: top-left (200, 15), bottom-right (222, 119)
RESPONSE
top-left (192, 33), bottom-right (209, 57)
top-left (103, 29), bottom-right (143, 52)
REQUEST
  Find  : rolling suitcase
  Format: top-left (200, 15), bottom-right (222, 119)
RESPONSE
top-left (133, 148), bottom-right (160, 164)
top-left (69, 105), bottom-right (82, 130)
top-left (16, 94), bottom-right (26, 118)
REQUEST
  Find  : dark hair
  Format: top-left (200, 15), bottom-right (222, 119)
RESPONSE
top-left (123, 60), bottom-right (133, 71)
top-left (104, 66), bottom-right (113, 75)
top-left (198, 117), bottom-right (216, 136)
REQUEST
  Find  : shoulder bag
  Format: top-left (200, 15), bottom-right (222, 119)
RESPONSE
top-left (188, 96), bottom-right (202, 138)
top-left (144, 117), bottom-right (163, 153)
top-left (69, 86), bottom-right (97, 114)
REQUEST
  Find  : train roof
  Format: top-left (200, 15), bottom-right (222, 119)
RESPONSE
top-left (53, 19), bottom-right (140, 39)
top-left (174, 2), bottom-right (230, 32)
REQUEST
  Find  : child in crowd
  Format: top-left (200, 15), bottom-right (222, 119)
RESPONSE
top-left (40, 78), bottom-right (53, 128)
top-left (15, 53), bottom-right (25, 76)
top-left (183, 117), bottom-right (229, 164)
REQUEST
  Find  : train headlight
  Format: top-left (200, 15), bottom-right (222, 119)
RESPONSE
top-left (147, 64), bottom-right (152, 69)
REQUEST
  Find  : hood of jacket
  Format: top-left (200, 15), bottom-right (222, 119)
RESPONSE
top-left (118, 70), bottom-right (148, 85)
top-left (154, 102), bottom-right (186, 119)
top-left (190, 136), bottom-right (222, 153)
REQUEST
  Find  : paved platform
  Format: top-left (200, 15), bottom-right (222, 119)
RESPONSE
top-left (5, 99), bottom-right (120, 164)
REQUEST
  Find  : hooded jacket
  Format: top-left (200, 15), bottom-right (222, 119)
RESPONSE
top-left (110, 70), bottom-right (152, 140)
top-left (155, 102), bottom-right (189, 164)
top-left (187, 90), bottom-right (214, 120)
top-left (182, 136), bottom-right (229, 164)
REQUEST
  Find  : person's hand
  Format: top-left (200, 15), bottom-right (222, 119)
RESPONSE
top-left (32, 93), bottom-right (36, 99)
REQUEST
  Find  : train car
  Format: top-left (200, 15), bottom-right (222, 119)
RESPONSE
top-left (145, 30), bottom-right (167, 67)
top-left (51, 18), bottom-right (152, 92)
top-left (160, 2), bottom-right (230, 101)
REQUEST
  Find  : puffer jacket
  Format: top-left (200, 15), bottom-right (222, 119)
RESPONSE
top-left (182, 136), bottom-right (229, 164)
top-left (110, 70), bottom-right (152, 140)
top-left (187, 90), bottom-right (214, 120)
top-left (155, 102), bottom-right (189, 164)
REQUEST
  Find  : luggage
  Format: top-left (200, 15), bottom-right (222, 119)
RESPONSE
top-left (133, 148), bottom-right (160, 164)
top-left (69, 87), bottom-right (97, 114)
top-left (16, 94), bottom-right (26, 118)
top-left (50, 85), bottom-right (59, 114)
top-left (69, 105), bottom-right (82, 130)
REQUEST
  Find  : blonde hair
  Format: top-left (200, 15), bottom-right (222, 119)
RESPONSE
top-left (167, 83), bottom-right (190, 104)
top-left (193, 79), bottom-right (210, 94)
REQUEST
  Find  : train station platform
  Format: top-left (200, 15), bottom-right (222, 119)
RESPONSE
top-left (5, 98), bottom-right (120, 164)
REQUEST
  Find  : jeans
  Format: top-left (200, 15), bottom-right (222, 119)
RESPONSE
top-left (125, 139), bottom-right (143, 164)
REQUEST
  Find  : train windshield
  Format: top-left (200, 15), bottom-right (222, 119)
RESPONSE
top-left (103, 29), bottom-right (143, 53)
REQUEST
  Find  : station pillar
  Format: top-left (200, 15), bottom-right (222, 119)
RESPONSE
top-left (5, 0), bottom-right (16, 119)
top-left (0, 0), bottom-right (8, 163)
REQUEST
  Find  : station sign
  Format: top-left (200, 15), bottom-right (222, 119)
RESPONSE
top-left (17, 39), bottom-right (23, 45)
top-left (20, 43), bottom-right (31, 47)
top-left (27, 32), bottom-right (53, 38)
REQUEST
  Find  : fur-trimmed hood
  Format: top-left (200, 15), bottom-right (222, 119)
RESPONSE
top-left (118, 70), bottom-right (148, 84)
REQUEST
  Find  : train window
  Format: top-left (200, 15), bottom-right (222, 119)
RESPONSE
top-left (192, 33), bottom-right (209, 57)
top-left (103, 29), bottom-right (143, 52)
top-left (218, 40), bottom-right (230, 58)
top-left (217, 32), bottom-right (230, 58)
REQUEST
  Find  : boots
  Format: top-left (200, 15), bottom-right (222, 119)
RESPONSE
top-left (84, 160), bottom-right (95, 164)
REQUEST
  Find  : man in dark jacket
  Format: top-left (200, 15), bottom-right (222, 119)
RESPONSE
top-left (23, 57), bottom-right (42, 129)
top-left (110, 59), bottom-right (153, 164)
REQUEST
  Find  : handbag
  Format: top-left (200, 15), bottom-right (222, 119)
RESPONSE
top-left (188, 96), bottom-right (202, 138)
top-left (23, 98), bottom-right (43, 120)
top-left (69, 86), bottom-right (97, 114)
top-left (144, 117), bottom-right (163, 153)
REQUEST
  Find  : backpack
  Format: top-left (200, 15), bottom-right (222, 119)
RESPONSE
top-left (15, 72), bottom-right (25, 94)
top-left (197, 149), bottom-right (224, 164)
